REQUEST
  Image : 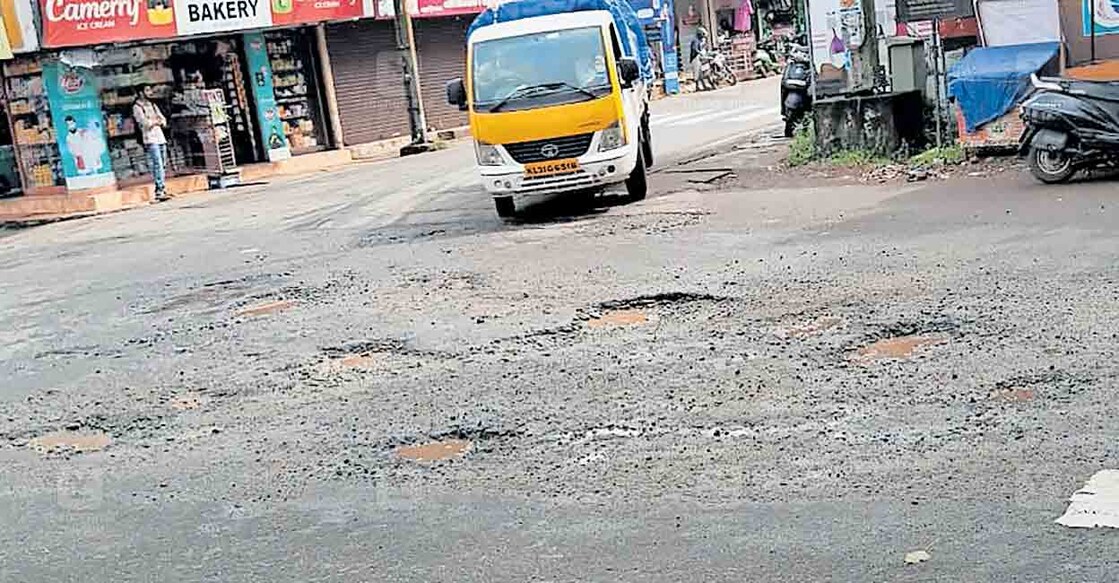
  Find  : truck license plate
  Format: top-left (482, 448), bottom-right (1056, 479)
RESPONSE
top-left (524, 159), bottom-right (579, 177)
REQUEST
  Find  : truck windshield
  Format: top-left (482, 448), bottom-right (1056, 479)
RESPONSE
top-left (472, 27), bottom-right (612, 112)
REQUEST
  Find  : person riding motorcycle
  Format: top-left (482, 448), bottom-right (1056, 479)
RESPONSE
top-left (690, 27), bottom-right (710, 89)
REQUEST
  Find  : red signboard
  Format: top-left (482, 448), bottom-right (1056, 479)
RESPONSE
top-left (412, 0), bottom-right (486, 18)
top-left (40, 0), bottom-right (374, 47)
top-left (272, 0), bottom-right (365, 26)
top-left (41, 0), bottom-right (178, 47)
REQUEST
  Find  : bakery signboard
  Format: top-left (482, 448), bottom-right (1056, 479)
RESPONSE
top-left (41, 0), bottom-right (374, 47)
top-left (172, 0), bottom-right (271, 35)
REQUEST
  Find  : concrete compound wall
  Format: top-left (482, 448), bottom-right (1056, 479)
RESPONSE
top-left (812, 90), bottom-right (926, 157)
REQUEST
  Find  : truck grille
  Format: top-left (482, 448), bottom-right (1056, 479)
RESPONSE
top-left (504, 133), bottom-right (594, 164)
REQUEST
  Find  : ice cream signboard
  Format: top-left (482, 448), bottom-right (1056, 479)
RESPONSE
top-left (41, 0), bottom-right (374, 46)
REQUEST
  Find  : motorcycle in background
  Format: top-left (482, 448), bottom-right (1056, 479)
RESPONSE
top-left (696, 34), bottom-right (739, 90)
top-left (754, 37), bottom-right (779, 78)
top-left (1019, 74), bottom-right (1119, 183)
top-left (780, 43), bottom-right (812, 137)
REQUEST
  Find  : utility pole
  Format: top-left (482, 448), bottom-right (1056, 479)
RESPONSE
top-left (846, 0), bottom-right (879, 93)
top-left (393, 0), bottom-right (434, 155)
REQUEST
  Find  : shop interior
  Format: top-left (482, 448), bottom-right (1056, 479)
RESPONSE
top-left (265, 29), bottom-right (329, 155)
top-left (5, 55), bottom-right (61, 193)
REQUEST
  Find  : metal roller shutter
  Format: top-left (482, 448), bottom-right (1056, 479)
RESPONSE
top-left (326, 20), bottom-right (411, 145)
top-left (414, 17), bottom-right (470, 131)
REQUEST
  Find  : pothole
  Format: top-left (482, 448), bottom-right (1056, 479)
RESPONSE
top-left (776, 315), bottom-right (844, 338)
top-left (29, 430), bottom-right (112, 454)
top-left (597, 292), bottom-right (725, 311)
top-left (337, 354), bottom-right (377, 369)
top-left (989, 387), bottom-right (1035, 403)
top-left (396, 439), bottom-right (472, 462)
top-left (851, 333), bottom-right (949, 363)
top-left (587, 309), bottom-right (650, 328)
top-left (236, 299), bottom-right (297, 317)
top-left (169, 394), bottom-right (203, 411)
top-left (322, 339), bottom-right (408, 357)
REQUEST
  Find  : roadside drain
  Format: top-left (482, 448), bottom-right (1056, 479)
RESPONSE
top-left (29, 430), bottom-right (112, 454)
top-left (851, 333), bottom-right (949, 363)
top-left (396, 439), bottom-right (472, 462)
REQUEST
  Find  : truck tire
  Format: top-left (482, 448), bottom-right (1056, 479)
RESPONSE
top-left (641, 120), bottom-right (654, 168)
top-left (625, 148), bottom-right (648, 201)
top-left (494, 196), bottom-right (516, 218)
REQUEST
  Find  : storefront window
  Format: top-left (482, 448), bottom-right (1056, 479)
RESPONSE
top-left (5, 56), bottom-right (62, 192)
top-left (96, 45), bottom-right (175, 184)
top-left (265, 29), bottom-right (328, 153)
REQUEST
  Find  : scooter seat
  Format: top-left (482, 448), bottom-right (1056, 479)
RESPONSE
top-left (1040, 76), bottom-right (1119, 102)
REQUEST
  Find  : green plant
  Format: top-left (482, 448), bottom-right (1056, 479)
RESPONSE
top-left (827, 149), bottom-right (890, 167)
top-left (787, 120), bottom-right (817, 167)
top-left (909, 144), bottom-right (966, 167)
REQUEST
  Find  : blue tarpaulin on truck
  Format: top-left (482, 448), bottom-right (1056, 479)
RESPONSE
top-left (947, 42), bottom-right (1059, 132)
top-left (468, 0), bottom-right (654, 83)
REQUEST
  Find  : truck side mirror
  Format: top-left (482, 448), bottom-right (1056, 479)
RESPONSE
top-left (618, 58), bottom-right (640, 86)
top-left (446, 78), bottom-right (467, 111)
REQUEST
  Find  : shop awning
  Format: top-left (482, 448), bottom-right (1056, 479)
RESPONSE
top-left (947, 42), bottom-right (1059, 132)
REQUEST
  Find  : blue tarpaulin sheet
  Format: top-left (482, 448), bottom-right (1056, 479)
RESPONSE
top-left (947, 42), bottom-right (1058, 132)
top-left (468, 0), bottom-right (654, 83)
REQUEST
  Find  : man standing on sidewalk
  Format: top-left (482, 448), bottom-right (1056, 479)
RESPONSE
top-left (132, 85), bottom-right (169, 201)
top-left (690, 27), bottom-right (710, 90)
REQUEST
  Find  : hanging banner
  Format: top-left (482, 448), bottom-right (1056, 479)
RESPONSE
top-left (1083, 0), bottom-right (1119, 36)
top-left (43, 63), bottom-right (115, 190)
top-left (243, 31), bottom-right (291, 162)
top-left (1, 0), bottom-right (39, 53)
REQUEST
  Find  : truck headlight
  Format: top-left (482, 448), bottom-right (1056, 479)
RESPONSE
top-left (475, 141), bottom-right (504, 166)
top-left (598, 122), bottom-right (627, 152)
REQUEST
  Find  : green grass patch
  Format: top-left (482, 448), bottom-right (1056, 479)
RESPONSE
top-left (826, 149), bottom-right (891, 167)
top-left (909, 145), bottom-right (965, 167)
top-left (787, 121), bottom-right (817, 167)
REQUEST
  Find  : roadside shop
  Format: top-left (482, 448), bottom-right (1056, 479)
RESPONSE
top-left (4, 0), bottom-right (363, 196)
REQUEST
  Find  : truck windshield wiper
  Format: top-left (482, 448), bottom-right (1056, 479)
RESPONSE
top-left (488, 82), bottom-right (598, 112)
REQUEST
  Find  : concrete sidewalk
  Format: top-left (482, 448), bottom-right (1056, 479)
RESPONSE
top-left (0, 131), bottom-right (467, 226)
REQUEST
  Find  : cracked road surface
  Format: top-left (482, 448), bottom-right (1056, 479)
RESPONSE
top-left (2, 79), bottom-right (1119, 581)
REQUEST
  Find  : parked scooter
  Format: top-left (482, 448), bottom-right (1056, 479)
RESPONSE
top-left (698, 50), bottom-right (738, 90)
top-left (1019, 74), bottom-right (1119, 183)
top-left (780, 44), bottom-right (812, 137)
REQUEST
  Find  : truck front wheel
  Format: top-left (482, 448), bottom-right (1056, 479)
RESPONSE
top-left (625, 148), bottom-right (648, 201)
top-left (641, 122), bottom-right (654, 168)
top-left (494, 196), bottom-right (516, 218)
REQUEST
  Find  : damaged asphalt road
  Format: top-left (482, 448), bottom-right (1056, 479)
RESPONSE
top-left (2, 132), bottom-right (1119, 580)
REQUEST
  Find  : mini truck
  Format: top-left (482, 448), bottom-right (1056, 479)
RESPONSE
top-left (446, 0), bottom-right (655, 218)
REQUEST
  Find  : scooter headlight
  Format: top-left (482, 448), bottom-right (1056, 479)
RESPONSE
top-left (598, 122), bottom-right (627, 152)
top-left (475, 141), bottom-right (504, 166)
